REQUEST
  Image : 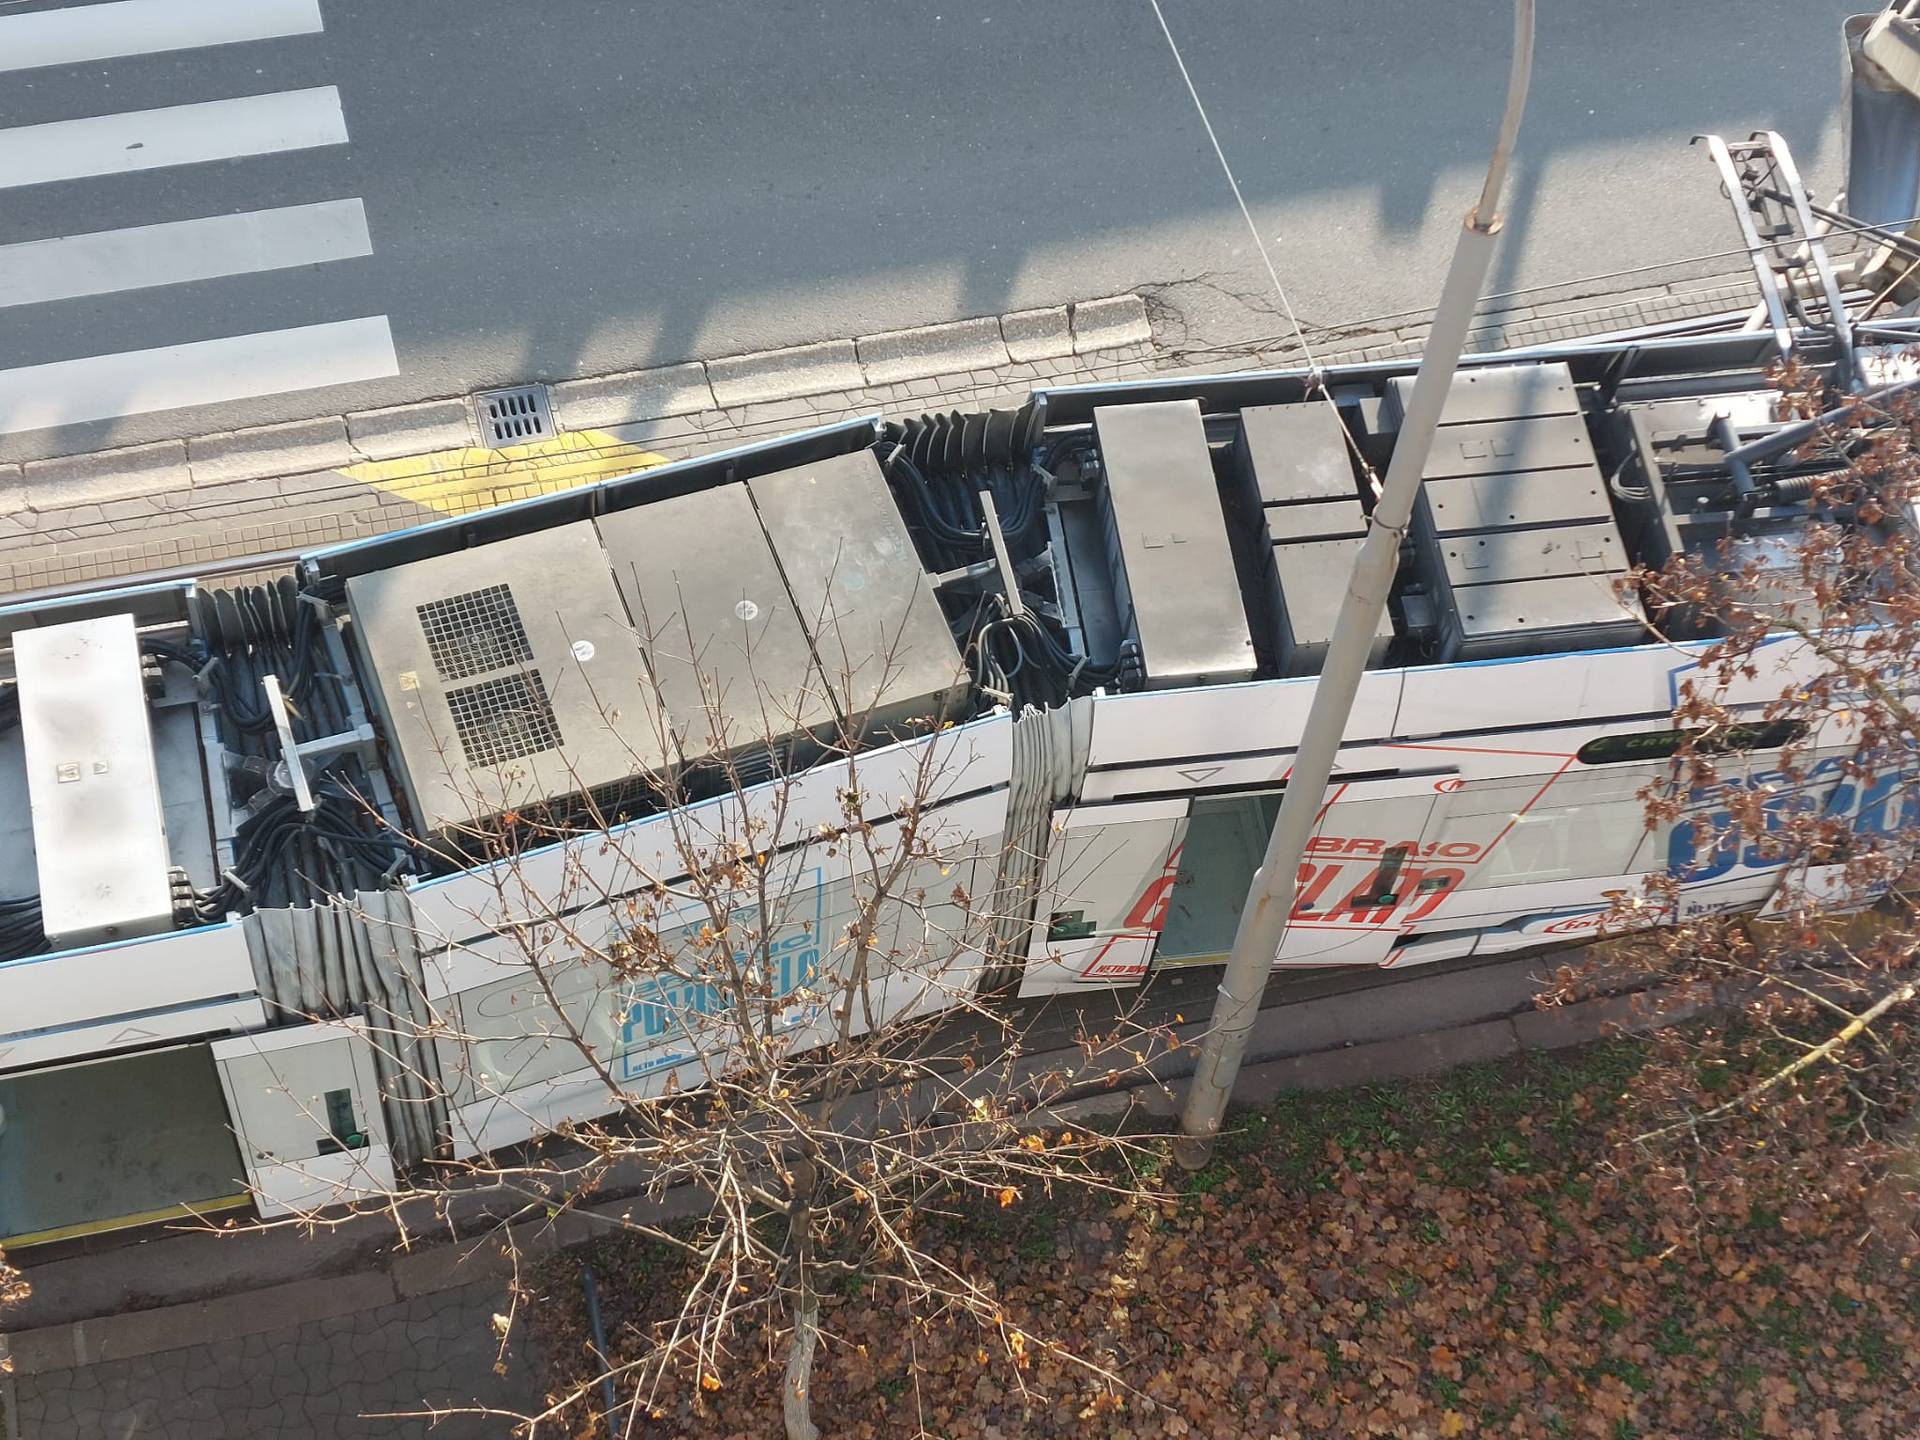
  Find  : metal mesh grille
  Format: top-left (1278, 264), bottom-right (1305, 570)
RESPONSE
top-left (476, 385), bottom-right (553, 444)
top-left (445, 671), bottom-right (564, 768)
top-left (416, 584), bottom-right (534, 681)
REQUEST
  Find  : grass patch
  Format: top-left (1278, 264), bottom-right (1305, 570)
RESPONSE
top-left (1233, 1040), bottom-right (1648, 1191)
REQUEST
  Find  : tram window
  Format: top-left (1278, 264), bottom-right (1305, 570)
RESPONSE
top-left (1444, 766), bottom-right (1674, 891)
top-left (316, 1088), bottom-right (366, 1155)
top-left (1473, 803), bottom-right (1648, 886)
top-left (1048, 910), bottom-right (1095, 941)
top-left (1156, 792), bottom-right (1281, 961)
top-left (1576, 720), bottom-right (1804, 766)
top-left (454, 962), bottom-right (623, 1104)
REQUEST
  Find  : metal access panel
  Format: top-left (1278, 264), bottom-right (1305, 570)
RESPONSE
top-left (1419, 413), bottom-right (1599, 480)
top-left (1402, 364), bottom-right (1641, 660)
top-left (1263, 499), bottom-right (1366, 543)
top-left (1423, 553), bottom-right (1645, 660)
top-left (1448, 577), bottom-right (1645, 650)
top-left (746, 450), bottom-right (962, 737)
top-left (15, 613), bottom-right (174, 949)
top-left (1421, 471), bottom-right (1613, 535)
top-left (1233, 403), bottom-right (1358, 505)
top-left (596, 485), bottom-right (837, 762)
top-left (345, 522), bottom-right (665, 836)
top-left (1435, 523), bottom-right (1627, 588)
top-left (1385, 360), bottom-right (1580, 426)
top-left (1092, 400), bottom-right (1256, 689)
top-left (1271, 538), bottom-right (1393, 676)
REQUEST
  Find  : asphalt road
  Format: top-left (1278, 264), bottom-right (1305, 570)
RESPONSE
top-left (0, 0), bottom-right (1863, 463)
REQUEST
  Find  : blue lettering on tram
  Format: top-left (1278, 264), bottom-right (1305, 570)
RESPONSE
top-left (612, 872), bottom-right (826, 1080)
top-left (1666, 755), bottom-right (1914, 883)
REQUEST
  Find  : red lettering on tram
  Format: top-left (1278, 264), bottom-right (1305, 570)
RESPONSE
top-left (1292, 861), bottom-right (1345, 917)
top-left (1304, 836), bottom-right (1486, 861)
top-left (1289, 861), bottom-right (1467, 927)
top-left (1077, 845), bottom-right (1183, 979)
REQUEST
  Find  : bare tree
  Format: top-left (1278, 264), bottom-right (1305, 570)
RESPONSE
top-left (1553, 367), bottom-right (1920, 1238)
top-left (247, 601), bottom-right (1172, 1439)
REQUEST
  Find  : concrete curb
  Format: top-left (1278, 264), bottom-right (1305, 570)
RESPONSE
top-left (549, 361), bottom-right (713, 431)
top-left (709, 338), bottom-right (864, 408)
top-left (857, 315), bottom-right (1010, 386)
top-left (1, 265), bottom-right (1770, 544)
top-left (1070, 294), bottom-right (1153, 354)
top-left (345, 399), bottom-right (475, 460)
top-left (5, 296), bottom-right (1155, 514)
top-left (1, 971), bottom-right (1686, 1377)
top-left (21, 441), bottom-right (189, 511)
top-left (187, 417), bottom-right (356, 487)
top-left (1002, 306), bottom-right (1075, 363)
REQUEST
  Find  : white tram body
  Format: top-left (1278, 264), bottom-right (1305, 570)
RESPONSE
top-left (1, 321), bottom-right (1911, 1240)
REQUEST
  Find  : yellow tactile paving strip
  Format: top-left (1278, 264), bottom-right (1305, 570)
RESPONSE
top-left (337, 429), bottom-right (668, 516)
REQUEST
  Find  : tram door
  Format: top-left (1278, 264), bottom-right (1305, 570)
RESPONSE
top-left (1154, 772), bottom-right (1461, 969)
top-left (1019, 798), bottom-right (1188, 996)
top-left (213, 1020), bottom-right (394, 1218)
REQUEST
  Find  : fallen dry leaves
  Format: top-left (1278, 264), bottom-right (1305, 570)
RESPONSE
top-left (531, 1038), bottom-right (1920, 1439)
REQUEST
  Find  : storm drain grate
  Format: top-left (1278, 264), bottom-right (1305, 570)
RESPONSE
top-left (475, 384), bottom-right (554, 445)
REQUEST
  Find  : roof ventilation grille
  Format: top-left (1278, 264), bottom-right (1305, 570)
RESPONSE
top-left (416, 583), bottom-right (534, 681)
top-left (445, 671), bottom-right (564, 769)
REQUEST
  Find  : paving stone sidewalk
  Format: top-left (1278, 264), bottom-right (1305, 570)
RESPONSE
top-left (6, 1279), bottom-right (536, 1440)
top-left (0, 266), bottom-right (1765, 602)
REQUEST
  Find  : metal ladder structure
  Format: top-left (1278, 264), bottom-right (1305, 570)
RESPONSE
top-left (1697, 129), bottom-right (1858, 388)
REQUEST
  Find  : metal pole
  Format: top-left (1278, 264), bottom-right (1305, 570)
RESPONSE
top-left (1173, 0), bottom-right (1536, 1168)
top-left (581, 1265), bottom-right (623, 1440)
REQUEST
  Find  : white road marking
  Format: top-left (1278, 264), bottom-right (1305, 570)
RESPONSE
top-left (0, 0), bottom-right (324, 73)
top-left (0, 199), bottom-right (372, 308)
top-left (0, 87), bottom-right (347, 190)
top-left (0, 316), bottom-right (398, 435)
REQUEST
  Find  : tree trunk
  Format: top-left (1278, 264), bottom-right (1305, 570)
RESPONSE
top-left (783, 1288), bottom-right (822, 1440)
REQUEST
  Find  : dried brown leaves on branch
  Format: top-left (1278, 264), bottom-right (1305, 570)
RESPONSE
top-left (1551, 364), bottom-right (1920, 1233)
top-left (0, 1244), bottom-right (28, 1372)
top-left (280, 623), bottom-right (1176, 1439)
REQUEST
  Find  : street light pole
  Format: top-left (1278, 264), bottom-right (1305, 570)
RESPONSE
top-left (1174, 0), bottom-right (1537, 1168)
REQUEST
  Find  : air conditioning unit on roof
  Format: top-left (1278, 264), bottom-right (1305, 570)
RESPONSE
top-left (345, 522), bottom-right (664, 836)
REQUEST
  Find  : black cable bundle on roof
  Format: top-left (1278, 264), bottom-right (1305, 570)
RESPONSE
top-left (876, 404), bottom-right (1140, 711)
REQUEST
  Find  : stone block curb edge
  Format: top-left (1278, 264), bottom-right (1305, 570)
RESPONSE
top-left (345, 398), bottom-right (476, 461)
top-left (708, 337), bottom-right (864, 409)
top-left (5, 296), bottom-right (1153, 516)
top-left (187, 417), bottom-right (356, 488)
top-left (549, 361), bottom-right (713, 431)
top-left (857, 315), bottom-right (1010, 386)
top-left (0, 973), bottom-right (1689, 1378)
top-left (1069, 294), bottom-right (1152, 354)
top-left (3, 1272), bottom-right (397, 1377)
top-left (20, 441), bottom-right (189, 512)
